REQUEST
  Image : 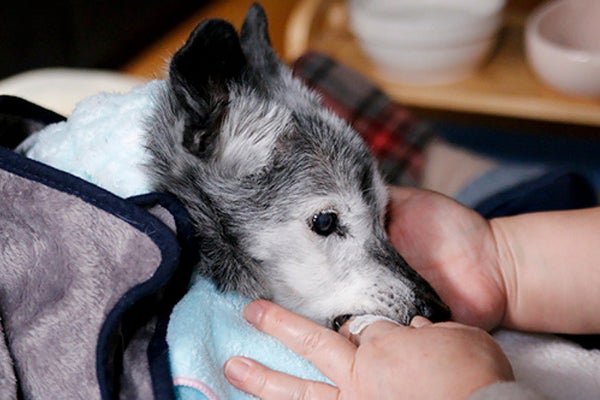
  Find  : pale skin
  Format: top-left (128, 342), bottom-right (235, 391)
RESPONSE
top-left (224, 186), bottom-right (600, 399)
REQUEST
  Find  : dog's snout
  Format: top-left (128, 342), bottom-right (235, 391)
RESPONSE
top-left (414, 295), bottom-right (451, 323)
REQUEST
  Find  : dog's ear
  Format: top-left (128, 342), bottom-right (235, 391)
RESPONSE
top-left (240, 3), bottom-right (281, 76)
top-left (169, 19), bottom-right (246, 100)
top-left (169, 19), bottom-right (247, 157)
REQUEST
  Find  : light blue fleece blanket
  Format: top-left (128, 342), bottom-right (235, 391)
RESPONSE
top-left (168, 274), bottom-right (331, 400)
top-left (17, 80), bottom-right (165, 198)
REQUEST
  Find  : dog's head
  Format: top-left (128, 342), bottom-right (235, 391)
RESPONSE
top-left (147, 4), bottom-right (450, 328)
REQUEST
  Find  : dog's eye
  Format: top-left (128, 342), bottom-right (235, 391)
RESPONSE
top-left (311, 211), bottom-right (338, 236)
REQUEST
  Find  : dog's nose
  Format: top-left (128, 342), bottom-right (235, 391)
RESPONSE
top-left (415, 295), bottom-right (451, 323)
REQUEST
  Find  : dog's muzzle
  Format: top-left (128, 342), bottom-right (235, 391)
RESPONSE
top-left (331, 295), bottom-right (450, 332)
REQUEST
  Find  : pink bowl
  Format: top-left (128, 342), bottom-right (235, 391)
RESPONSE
top-left (525, 0), bottom-right (600, 98)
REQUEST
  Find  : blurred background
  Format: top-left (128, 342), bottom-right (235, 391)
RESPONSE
top-left (2, 0), bottom-right (599, 193)
top-left (0, 0), bottom-right (204, 79)
top-left (0, 0), bottom-right (544, 78)
top-left (0, 0), bottom-right (296, 79)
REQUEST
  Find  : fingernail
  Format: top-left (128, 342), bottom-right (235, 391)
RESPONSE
top-left (410, 315), bottom-right (432, 328)
top-left (243, 300), bottom-right (265, 325)
top-left (337, 319), bottom-right (354, 338)
top-left (349, 315), bottom-right (400, 335)
top-left (224, 358), bottom-right (251, 384)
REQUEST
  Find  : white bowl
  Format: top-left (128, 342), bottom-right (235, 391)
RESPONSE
top-left (525, 0), bottom-right (600, 98)
top-left (349, 0), bottom-right (506, 85)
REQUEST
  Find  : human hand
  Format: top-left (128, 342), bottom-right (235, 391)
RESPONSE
top-left (224, 300), bottom-right (514, 400)
top-left (386, 186), bottom-right (508, 330)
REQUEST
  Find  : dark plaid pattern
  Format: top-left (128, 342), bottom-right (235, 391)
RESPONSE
top-left (292, 51), bottom-right (436, 186)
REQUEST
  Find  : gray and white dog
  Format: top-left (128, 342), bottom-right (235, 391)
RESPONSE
top-left (147, 4), bottom-right (450, 329)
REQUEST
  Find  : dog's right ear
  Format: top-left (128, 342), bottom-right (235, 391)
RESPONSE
top-left (168, 19), bottom-right (247, 157)
top-left (169, 19), bottom-right (246, 101)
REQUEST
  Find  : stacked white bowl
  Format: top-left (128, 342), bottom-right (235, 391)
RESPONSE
top-left (349, 0), bottom-right (506, 85)
top-left (525, 0), bottom-right (600, 98)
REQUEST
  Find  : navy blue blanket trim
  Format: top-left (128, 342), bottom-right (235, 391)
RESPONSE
top-left (0, 95), bottom-right (66, 149)
top-left (96, 193), bottom-right (193, 400)
top-left (131, 194), bottom-right (200, 400)
top-left (0, 95), bottom-right (65, 125)
top-left (476, 170), bottom-right (597, 219)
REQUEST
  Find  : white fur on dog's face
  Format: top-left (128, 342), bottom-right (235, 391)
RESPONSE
top-left (246, 183), bottom-right (418, 326)
top-left (214, 91), bottom-right (289, 179)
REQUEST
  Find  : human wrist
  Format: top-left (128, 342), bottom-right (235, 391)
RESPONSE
top-left (489, 209), bottom-right (600, 333)
top-left (488, 217), bottom-right (517, 329)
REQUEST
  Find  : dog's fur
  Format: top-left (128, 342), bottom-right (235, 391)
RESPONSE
top-left (146, 4), bottom-right (450, 328)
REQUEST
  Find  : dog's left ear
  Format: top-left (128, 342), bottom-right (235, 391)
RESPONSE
top-left (240, 3), bottom-right (282, 77)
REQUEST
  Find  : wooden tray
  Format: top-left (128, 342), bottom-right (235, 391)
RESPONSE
top-left (284, 0), bottom-right (600, 128)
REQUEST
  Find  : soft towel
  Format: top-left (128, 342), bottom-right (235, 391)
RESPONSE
top-left (495, 330), bottom-right (600, 399)
top-left (17, 80), bottom-right (166, 198)
top-left (168, 274), bottom-right (331, 400)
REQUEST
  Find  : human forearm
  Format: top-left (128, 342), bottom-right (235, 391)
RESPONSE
top-left (491, 207), bottom-right (600, 333)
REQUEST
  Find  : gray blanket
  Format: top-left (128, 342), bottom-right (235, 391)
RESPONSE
top-left (0, 96), bottom-right (196, 399)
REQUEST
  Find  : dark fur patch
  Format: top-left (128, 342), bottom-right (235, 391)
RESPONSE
top-left (169, 19), bottom-right (246, 101)
top-left (182, 100), bottom-right (229, 158)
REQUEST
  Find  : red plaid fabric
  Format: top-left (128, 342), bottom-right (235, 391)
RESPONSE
top-left (292, 52), bottom-right (436, 186)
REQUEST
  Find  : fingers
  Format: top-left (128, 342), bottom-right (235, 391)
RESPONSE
top-left (224, 356), bottom-right (339, 400)
top-left (243, 300), bottom-right (356, 384)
